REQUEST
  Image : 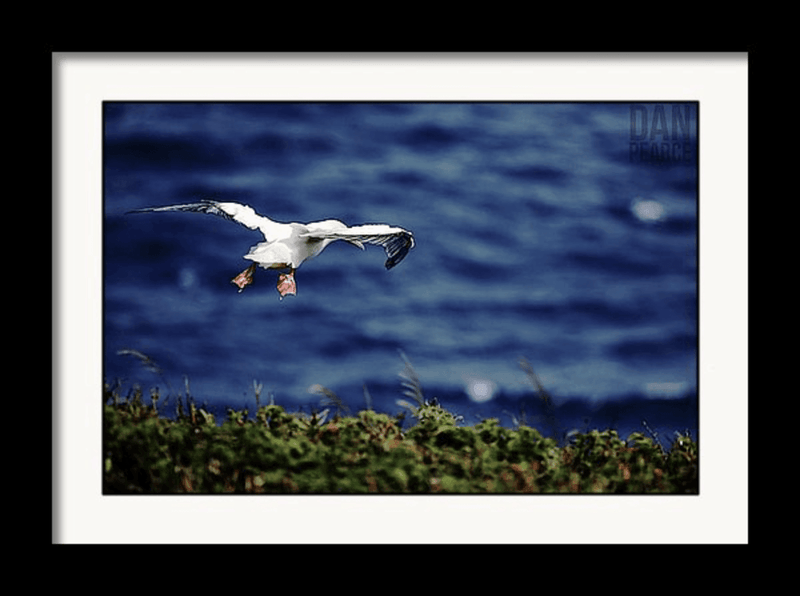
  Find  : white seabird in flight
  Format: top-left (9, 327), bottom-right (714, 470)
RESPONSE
top-left (127, 200), bottom-right (415, 299)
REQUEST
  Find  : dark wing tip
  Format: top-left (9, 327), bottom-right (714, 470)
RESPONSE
top-left (384, 232), bottom-right (415, 270)
top-left (125, 199), bottom-right (223, 217)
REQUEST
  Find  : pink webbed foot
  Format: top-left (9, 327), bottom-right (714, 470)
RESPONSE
top-left (276, 270), bottom-right (296, 299)
top-left (231, 263), bottom-right (257, 292)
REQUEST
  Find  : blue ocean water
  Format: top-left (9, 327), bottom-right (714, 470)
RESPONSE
top-left (103, 102), bottom-right (698, 443)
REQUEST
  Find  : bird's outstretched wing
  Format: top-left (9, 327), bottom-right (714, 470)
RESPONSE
top-left (127, 200), bottom-right (290, 242)
top-left (304, 223), bottom-right (415, 269)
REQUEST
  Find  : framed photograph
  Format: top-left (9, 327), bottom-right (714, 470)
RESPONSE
top-left (54, 53), bottom-right (748, 543)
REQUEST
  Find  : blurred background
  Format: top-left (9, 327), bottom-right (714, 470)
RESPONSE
top-left (103, 102), bottom-right (698, 443)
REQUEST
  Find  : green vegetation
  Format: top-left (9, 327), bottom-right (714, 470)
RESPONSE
top-left (103, 383), bottom-right (698, 494)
